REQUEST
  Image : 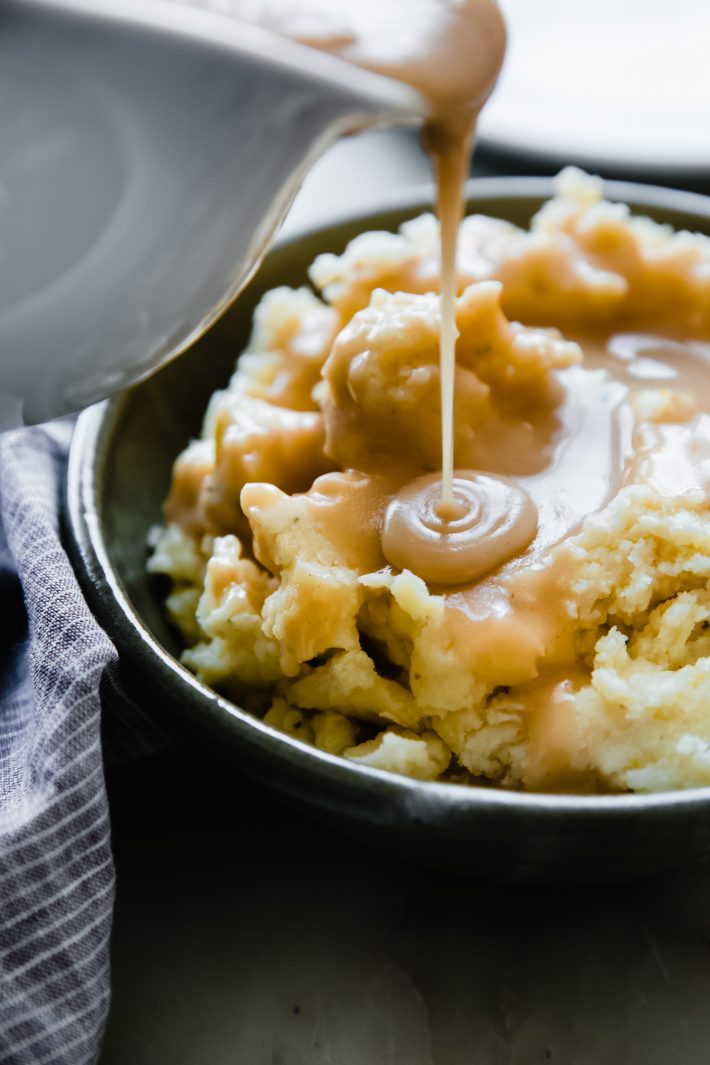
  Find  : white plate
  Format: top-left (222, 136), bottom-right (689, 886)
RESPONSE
top-left (480, 0), bottom-right (710, 175)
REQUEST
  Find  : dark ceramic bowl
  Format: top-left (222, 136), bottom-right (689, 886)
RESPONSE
top-left (67, 176), bottom-right (710, 883)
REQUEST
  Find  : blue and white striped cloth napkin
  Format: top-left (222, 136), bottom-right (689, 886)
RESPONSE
top-left (0, 423), bottom-right (165, 1065)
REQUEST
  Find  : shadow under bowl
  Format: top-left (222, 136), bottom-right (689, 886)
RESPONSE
top-left (67, 176), bottom-right (710, 884)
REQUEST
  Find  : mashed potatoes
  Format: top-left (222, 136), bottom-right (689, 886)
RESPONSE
top-left (149, 169), bottom-right (710, 793)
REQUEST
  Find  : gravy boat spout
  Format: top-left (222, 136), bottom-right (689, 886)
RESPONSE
top-left (0, 0), bottom-right (425, 427)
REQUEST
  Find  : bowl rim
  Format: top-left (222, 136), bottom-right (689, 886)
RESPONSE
top-left (67, 173), bottom-right (710, 820)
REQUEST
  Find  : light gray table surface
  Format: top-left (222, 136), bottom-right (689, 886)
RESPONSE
top-left (100, 746), bottom-right (710, 1065)
top-left (97, 135), bottom-right (710, 1064)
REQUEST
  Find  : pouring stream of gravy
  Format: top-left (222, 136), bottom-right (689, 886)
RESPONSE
top-left (229, 0), bottom-right (509, 583)
top-left (285, 0), bottom-right (507, 519)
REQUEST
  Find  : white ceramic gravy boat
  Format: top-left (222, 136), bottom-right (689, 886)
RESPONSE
top-left (0, 0), bottom-right (424, 427)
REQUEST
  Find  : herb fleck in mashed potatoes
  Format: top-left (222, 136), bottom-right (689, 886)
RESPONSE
top-left (149, 170), bottom-right (710, 793)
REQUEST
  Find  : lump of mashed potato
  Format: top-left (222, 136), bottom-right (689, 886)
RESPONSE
top-left (320, 281), bottom-right (580, 474)
top-left (149, 169), bottom-right (710, 794)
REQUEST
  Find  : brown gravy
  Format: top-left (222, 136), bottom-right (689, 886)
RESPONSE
top-left (230, 0), bottom-right (509, 581)
top-left (300, 1), bottom-right (509, 575)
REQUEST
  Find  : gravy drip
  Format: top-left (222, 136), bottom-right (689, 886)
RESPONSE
top-left (427, 118), bottom-right (476, 516)
top-left (294, 0), bottom-right (509, 564)
top-left (225, 0), bottom-right (508, 578)
top-left (316, 0), bottom-right (508, 519)
top-left (309, 0), bottom-right (506, 521)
